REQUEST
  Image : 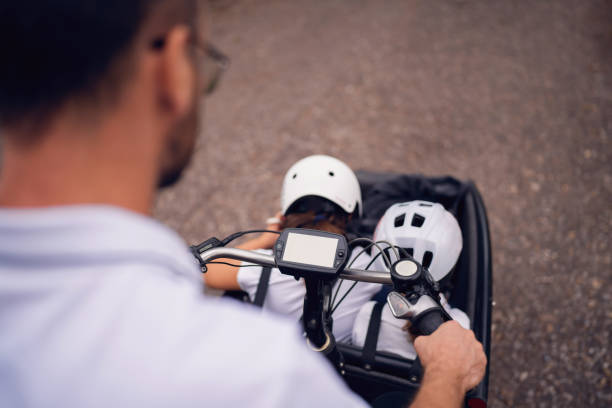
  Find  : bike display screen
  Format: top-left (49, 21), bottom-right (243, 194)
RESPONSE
top-left (282, 232), bottom-right (339, 268)
top-left (275, 228), bottom-right (349, 280)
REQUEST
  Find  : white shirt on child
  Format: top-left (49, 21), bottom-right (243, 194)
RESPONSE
top-left (236, 247), bottom-right (382, 343)
top-left (351, 295), bottom-right (470, 360)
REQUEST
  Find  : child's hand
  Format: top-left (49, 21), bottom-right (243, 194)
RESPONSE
top-left (256, 212), bottom-right (283, 249)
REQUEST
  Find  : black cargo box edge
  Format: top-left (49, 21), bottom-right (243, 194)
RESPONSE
top-left (337, 171), bottom-right (492, 407)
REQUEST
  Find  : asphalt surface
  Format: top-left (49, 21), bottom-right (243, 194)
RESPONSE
top-left (154, 1), bottom-right (612, 406)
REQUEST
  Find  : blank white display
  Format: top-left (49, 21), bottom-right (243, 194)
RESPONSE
top-left (282, 233), bottom-right (338, 268)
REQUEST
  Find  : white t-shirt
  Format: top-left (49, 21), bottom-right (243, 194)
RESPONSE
top-left (236, 248), bottom-right (381, 343)
top-left (352, 295), bottom-right (470, 360)
top-left (0, 206), bottom-right (367, 408)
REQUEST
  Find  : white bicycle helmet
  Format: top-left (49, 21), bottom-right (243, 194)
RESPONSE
top-left (280, 155), bottom-right (362, 217)
top-left (372, 200), bottom-right (462, 281)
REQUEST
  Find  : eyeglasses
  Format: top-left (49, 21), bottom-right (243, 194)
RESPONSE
top-left (151, 37), bottom-right (230, 95)
top-left (200, 43), bottom-right (230, 95)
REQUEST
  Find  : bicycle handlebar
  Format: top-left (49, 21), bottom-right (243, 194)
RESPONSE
top-left (412, 308), bottom-right (447, 336)
top-left (197, 247), bottom-right (393, 285)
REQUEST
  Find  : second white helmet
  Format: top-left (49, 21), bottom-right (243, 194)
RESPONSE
top-left (372, 200), bottom-right (462, 281)
top-left (280, 155), bottom-right (362, 217)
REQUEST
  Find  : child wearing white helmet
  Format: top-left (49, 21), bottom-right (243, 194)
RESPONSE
top-left (205, 155), bottom-right (381, 343)
top-left (351, 200), bottom-right (470, 359)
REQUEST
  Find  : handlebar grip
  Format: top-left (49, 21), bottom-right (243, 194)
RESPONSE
top-left (412, 308), bottom-right (447, 336)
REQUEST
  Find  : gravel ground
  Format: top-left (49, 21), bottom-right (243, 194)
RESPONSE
top-left (154, 1), bottom-right (612, 406)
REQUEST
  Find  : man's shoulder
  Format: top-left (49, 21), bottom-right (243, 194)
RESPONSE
top-left (101, 267), bottom-right (302, 352)
top-left (2, 264), bottom-right (366, 407)
top-left (101, 279), bottom-right (366, 406)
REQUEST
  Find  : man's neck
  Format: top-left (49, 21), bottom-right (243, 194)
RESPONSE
top-left (0, 113), bottom-right (160, 215)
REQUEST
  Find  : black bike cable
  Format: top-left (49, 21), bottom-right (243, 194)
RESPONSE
top-left (330, 239), bottom-right (383, 309)
top-left (330, 254), bottom-right (379, 313)
top-left (330, 241), bottom-right (375, 308)
top-left (330, 245), bottom-right (405, 313)
top-left (205, 261), bottom-right (261, 268)
top-left (331, 239), bottom-right (379, 305)
top-left (221, 229), bottom-right (281, 246)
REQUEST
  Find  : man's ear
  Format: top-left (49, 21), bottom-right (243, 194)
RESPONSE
top-left (157, 25), bottom-right (195, 119)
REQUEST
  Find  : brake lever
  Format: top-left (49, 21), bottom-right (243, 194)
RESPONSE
top-left (386, 292), bottom-right (443, 320)
top-left (387, 258), bottom-right (452, 335)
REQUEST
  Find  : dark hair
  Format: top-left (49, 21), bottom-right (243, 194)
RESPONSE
top-left (0, 0), bottom-right (193, 133)
top-left (281, 196), bottom-right (352, 236)
top-left (280, 211), bottom-right (350, 236)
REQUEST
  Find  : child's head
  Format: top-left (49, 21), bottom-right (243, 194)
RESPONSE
top-left (280, 155), bottom-right (361, 235)
top-left (372, 200), bottom-right (462, 281)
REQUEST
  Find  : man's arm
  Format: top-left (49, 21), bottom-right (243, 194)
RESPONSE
top-left (410, 321), bottom-right (487, 408)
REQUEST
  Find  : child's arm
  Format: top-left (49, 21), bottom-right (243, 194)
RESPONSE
top-left (203, 214), bottom-right (283, 290)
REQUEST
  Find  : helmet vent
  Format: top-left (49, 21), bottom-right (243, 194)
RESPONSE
top-left (422, 251), bottom-right (433, 269)
top-left (328, 171), bottom-right (335, 177)
top-left (403, 247), bottom-right (414, 257)
top-left (292, 173), bottom-right (297, 179)
top-left (394, 214), bottom-right (406, 228)
top-left (411, 213), bottom-right (426, 227)
top-left (418, 203), bottom-right (432, 207)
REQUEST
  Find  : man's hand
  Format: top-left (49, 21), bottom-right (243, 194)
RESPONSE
top-left (410, 321), bottom-right (487, 408)
top-left (415, 320), bottom-right (487, 392)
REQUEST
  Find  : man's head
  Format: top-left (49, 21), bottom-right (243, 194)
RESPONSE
top-left (0, 0), bottom-right (210, 191)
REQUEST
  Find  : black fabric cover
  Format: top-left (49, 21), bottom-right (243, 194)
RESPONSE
top-left (351, 172), bottom-right (468, 238)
